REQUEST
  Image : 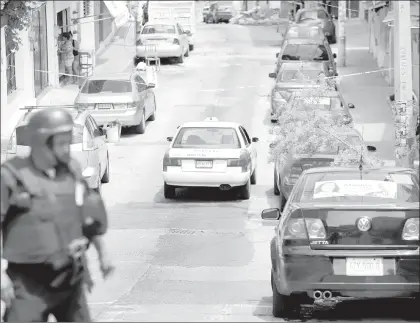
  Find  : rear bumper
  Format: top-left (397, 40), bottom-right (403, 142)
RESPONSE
top-left (136, 44), bottom-right (183, 58)
top-left (163, 167), bottom-right (250, 187)
top-left (217, 14), bottom-right (233, 21)
top-left (273, 249), bottom-right (420, 298)
top-left (89, 108), bottom-right (143, 127)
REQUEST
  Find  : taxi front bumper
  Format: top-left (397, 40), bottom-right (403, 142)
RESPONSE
top-left (163, 167), bottom-right (250, 187)
top-left (136, 44), bottom-right (183, 58)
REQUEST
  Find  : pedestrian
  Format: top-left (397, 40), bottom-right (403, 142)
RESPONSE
top-left (1, 108), bottom-right (115, 322)
top-left (58, 32), bottom-right (74, 85)
top-left (69, 31), bottom-right (80, 85)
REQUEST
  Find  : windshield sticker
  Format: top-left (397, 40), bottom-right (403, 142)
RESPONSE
top-left (388, 174), bottom-right (414, 185)
top-left (313, 180), bottom-right (397, 199)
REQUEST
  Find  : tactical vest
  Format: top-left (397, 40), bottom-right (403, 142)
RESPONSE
top-left (2, 157), bottom-right (85, 269)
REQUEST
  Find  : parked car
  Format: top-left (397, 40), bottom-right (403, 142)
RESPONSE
top-left (202, 5), bottom-right (210, 22)
top-left (293, 7), bottom-right (336, 43)
top-left (74, 73), bottom-right (156, 134)
top-left (163, 117), bottom-right (258, 200)
top-left (262, 166), bottom-right (419, 318)
top-left (206, 1), bottom-right (219, 23)
top-left (215, 5), bottom-right (233, 23)
top-left (281, 25), bottom-right (326, 46)
top-left (134, 21), bottom-right (190, 65)
top-left (5, 106), bottom-right (110, 192)
top-left (274, 38), bottom-right (337, 76)
top-left (272, 128), bottom-right (377, 211)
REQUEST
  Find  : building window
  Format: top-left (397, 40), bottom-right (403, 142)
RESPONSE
top-left (6, 34), bottom-right (16, 95)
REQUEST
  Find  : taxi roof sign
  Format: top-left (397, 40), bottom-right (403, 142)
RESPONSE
top-left (204, 117), bottom-right (219, 121)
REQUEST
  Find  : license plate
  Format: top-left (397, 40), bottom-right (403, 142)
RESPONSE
top-left (196, 160), bottom-right (213, 168)
top-left (346, 258), bottom-right (383, 276)
top-left (97, 104), bottom-right (112, 109)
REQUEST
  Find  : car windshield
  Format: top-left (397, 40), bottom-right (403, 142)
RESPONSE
top-left (297, 10), bottom-right (327, 21)
top-left (280, 69), bottom-right (323, 82)
top-left (295, 171), bottom-right (420, 203)
top-left (172, 127), bottom-right (241, 149)
top-left (81, 80), bottom-right (132, 94)
top-left (142, 25), bottom-right (176, 34)
top-left (292, 96), bottom-right (341, 111)
top-left (282, 44), bottom-right (329, 61)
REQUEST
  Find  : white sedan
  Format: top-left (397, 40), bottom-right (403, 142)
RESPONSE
top-left (162, 117), bottom-right (259, 200)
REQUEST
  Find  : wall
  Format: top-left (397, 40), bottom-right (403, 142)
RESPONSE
top-left (94, 1), bottom-right (117, 53)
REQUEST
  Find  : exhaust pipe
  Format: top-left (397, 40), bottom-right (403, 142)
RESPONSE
top-left (313, 290), bottom-right (322, 300)
top-left (219, 184), bottom-right (231, 191)
top-left (322, 290), bottom-right (332, 300)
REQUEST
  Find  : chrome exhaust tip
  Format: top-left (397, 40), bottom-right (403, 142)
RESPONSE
top-left (219, 184), bottom-right (231, 191)
top-left (313, 290), bottom-right (322, 300)
top-left (323, 290), bottom-right (332, 300)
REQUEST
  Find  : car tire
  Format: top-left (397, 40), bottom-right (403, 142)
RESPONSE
top-left (250, 168), bottom-right (257, 185)
top-left (134, 111), bottom-right (146, 134)
top-left (164, 182), bottom-right (176, 199)
top-left (238, 180), bottom-right (250, 200)
top-left (148, 98), bottom-right (156, 121)
top-left (189, 44), bottom-right (194, 51)
top-left (271, 271), bottom-right (300, 318)
top-left (279, 189), bottom-right (287, 212)
top-left (274, 170), bottom-right (280, 195)
top-left (101, 154), bottom-right (110, 183)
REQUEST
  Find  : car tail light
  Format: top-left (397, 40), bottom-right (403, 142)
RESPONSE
top-left (173, 39), bottom-right (180, 45)
top-left (227, 149), bottom-right (251, 172)
top-left (113, 103), bottom-right (128, 110)
top-left (7, 130), bottom-right (17, 155)
top-left (136, 39), bottom-right (143, 46)
top-left (402, 218), bottom-right (419, 241)
top-left (163, 152), bottom-right (181, 171)
top-left (284, 218), bottom-right (327, 241)
top-left (284, 165), bottom-right (302, 185)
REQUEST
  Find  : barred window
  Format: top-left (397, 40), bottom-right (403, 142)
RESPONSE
top-left (6, 35), bottom-right (16, 95)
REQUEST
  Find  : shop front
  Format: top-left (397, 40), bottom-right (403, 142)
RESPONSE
top-left (57, 6), bottom-right (71, 83)
top-left (32, 4), bottom-right (49, 97)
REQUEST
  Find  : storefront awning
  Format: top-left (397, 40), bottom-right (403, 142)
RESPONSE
top-left (104, 1), bottom-right (130, 28)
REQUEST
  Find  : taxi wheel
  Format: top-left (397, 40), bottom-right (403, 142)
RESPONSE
top-left (250, 169), bottom-right (257, 185)
top-left (101, 154), bottom-right (110, 183)
top-left (272, 271), bottom-right (300, 318)
top-left (164, 182), bottom-right (176, 199)
top-left (134, 112), bottom-right (146, 134)
top-left (238, 181), bottom-right (250, 200)
top-left (273, 170), bottom-right (280, 195)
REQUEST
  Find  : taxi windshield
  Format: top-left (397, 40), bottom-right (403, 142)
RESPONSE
top-left (173, 127), bottom-right (241, 149)
top-left (295, 172), bottom-right (420, 203)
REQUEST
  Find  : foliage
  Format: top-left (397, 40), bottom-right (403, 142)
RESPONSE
top-left (0, 0), bottom-right (41, 52)
top-left (268, 75), bottom-right (382, 167)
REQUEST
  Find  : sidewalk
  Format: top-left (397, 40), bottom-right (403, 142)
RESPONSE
top-left (335, 19), bottom-right (396, 164)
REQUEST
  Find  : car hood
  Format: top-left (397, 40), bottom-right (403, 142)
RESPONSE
top-left (75, 93), bottom-right (134, 104)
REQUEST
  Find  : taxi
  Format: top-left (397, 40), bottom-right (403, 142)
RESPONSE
top-left (162, 117), bottom-right (259, 200)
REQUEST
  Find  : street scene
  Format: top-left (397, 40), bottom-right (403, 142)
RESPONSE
top-left (1, 0), bottom-right (419, 322)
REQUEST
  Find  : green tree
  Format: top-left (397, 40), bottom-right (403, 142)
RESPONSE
top-left (0, 1), bottom-right (41, 52)
top-left (268, 75), bottom-right (383, 168)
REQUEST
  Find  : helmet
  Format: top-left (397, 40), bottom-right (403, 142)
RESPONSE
top-left (136, 62), bottom-right (147, 71)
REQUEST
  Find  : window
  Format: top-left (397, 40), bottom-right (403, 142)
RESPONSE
top-left (32, 5), bottom-right (49, 97)
top-left (282, 44), bottom-right (329, 61)
top-left (6, 33), bottom-right (16, 95)
top-left (142, 25), bottom-right (176, 34)
top-left (239, 126), bottom-right (251, 146)
top-left (81, 79), bottom-right (132, 94)
top-left (173, 127), bottom-right (240, 149)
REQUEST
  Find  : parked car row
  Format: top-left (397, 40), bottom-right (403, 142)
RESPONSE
top-left (202, 3), bottom-right (233, 24)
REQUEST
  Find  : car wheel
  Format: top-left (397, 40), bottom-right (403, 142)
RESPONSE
top-left (148, 98), bottom-right (156, 121)
top-left (189, 44), bottom-right (194, 51)
top-left (279, 189), bottom-right (287, 212)
top-left (272, 271), bottom-right (300, 318)
top-left (238, 180), bottom-right (250, 200)
top-left (164, 182), bottom-right (176, 199)
top-left (250, 168), bottom-right (257, 185)
top-left (101, 153), bottom-right (110, 183)
top-left (185, 46), bottom-right (190, 57)
top-left (134, 111), bottom-right (146, 134)
top-left (177, 50), bottom-right (184, 64)
top-left (274, 170), bottom-right (280, 195)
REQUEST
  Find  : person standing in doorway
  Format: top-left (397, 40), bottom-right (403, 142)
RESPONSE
top-left (69, 31), bottom-right (80, 84)
top-left (58, 32), bottom-right (74, 85)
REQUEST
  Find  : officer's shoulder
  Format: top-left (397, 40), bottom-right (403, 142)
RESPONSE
top-left (2, 156), bottom-right (31, 172)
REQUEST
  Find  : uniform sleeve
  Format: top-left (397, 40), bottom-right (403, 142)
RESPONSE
top-left (83, 189), bottom-right (108, 237)
top-left (1, 167), bottom-right (14, 224)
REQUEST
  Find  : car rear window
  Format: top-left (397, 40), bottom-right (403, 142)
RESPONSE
top-left (297, 10), bottom-right (327, 21)
top-left (296, 171), bottom-right (420, 203)
top-left (81, 80), bottom-right (132, 94)
top-left (15, 125), bottom-right (83, 146)
top-left (142, 25), bottom-right (175, 34)
top-left (280, 69), bottom-right (323, 82)
top-left (292, 96), bottom-right (341, 111)
top-left (173, 127), bottom-right (241, 149)
top-left (282, 44), bottom-right (329, 61)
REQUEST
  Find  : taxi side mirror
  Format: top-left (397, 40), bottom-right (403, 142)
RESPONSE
top-left (367, 145), bottom-right (377, 152)
top-left (348, 103), bottom-right (355, 109)
top-left (268, 73), bottom-right (277, 79)
top-left (167, 136), bottom-right (173, 142)
top-left (261, 208), bottom-right (280, 220)
top-left (252, 137), bottom-right (259, 142)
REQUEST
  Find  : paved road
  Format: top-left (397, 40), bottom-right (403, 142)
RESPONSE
top-left (83, 22), bottom-right (418, 323)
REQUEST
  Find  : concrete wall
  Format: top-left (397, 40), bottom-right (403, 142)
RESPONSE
top-left (94, 0), bottom-right (117, 54)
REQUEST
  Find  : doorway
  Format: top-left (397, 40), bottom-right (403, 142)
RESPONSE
top-left (57, 8), bottom-right (70, 83)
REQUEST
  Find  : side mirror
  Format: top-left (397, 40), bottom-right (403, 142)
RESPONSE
top-left (268, 72), bottom-right (277, 79)
top-left (333, 53), bottom-right (337, 59)
top-left (82, 167), bottom-right (95, 179)
top-left (147, 83), bottom-right (156, 89)
top-left (261, 208), bottom-right (280, 220)
top-left (276, 53), bottom-right (279, 58)
top-left (252, 137), bottom-right (259, 142)
top-left (367, 145), bottom-right (377, 152)
top-left (348, 103), bottom-right (355, 109)
top-left (166, 136), bottom-right (173, 142)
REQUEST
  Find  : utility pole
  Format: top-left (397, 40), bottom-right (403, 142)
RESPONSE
top-left (337, 0), bottom-right (346, 67)
top-left (394, 1), bottom-right (414, 168)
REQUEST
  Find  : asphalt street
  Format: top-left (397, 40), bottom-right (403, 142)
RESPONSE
top-left (82, 19), bottom-right (418, 323)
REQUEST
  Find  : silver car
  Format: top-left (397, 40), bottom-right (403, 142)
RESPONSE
top-left (74, 73), bottom-right (157, 134)
top-left (134, 21), bottom-right (190, 64)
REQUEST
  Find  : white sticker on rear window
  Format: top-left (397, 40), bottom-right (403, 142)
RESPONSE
top-left (313, 180), bottom-right (397, 199)
top-left (389, 174), bottom-right (414, 185)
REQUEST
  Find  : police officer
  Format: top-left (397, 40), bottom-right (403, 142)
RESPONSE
top-left (1, 108), bottom-right (113, 322)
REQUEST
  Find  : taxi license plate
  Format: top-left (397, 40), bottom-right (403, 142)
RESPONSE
top-left (196, 160), bottom-right (213, 168)
top-left (97, 104), bottom-right (112, 109)
top-left (346, 258), bottom-right (383, 276)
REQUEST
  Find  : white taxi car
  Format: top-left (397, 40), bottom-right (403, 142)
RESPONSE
top-left (162, 117), bottom-right (259, 200)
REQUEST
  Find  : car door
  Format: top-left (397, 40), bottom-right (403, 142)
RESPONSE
top-left (88, 115), bottom-right (107, 172)
top-left (176, 24), bottom-right (187, 52)
top-left (239, 126), bottom-right (257, 171)
top-left (134, 74), bottom-right (149, 117)
top-left (83, 120), bottom-right (100, 184)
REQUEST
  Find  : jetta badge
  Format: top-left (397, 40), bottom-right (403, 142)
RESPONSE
top-left (357, 217), bottom-right (372, 232)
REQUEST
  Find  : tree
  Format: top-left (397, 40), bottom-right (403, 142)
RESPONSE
top-left (268, 75), bottom-right (384, 168)
top-left (0, 1), bottom-right (41, 52)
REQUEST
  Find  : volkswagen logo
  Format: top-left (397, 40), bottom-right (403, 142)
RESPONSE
top-left (357, 217), bottom-right (372, 232)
